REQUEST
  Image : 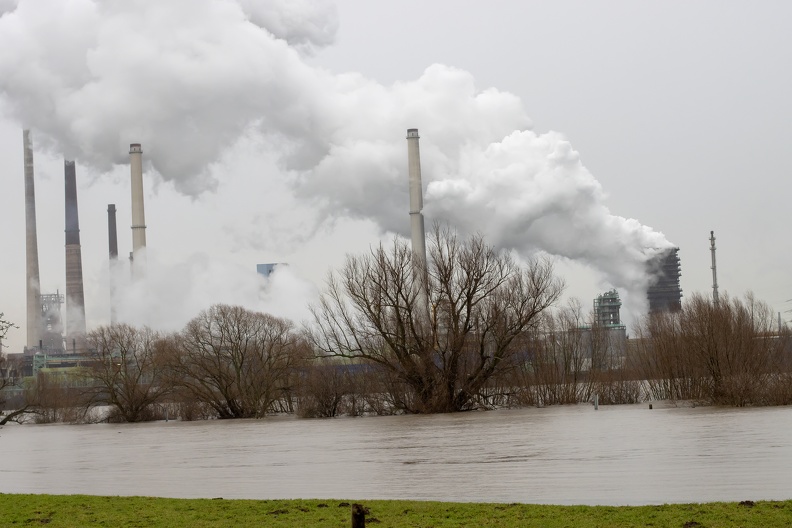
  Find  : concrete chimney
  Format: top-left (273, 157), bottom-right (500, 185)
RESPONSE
top-left (64, 160), bottom-right (86, 350)
top-left (108, 204), bottom-right (118, 324)
top-left (129, 143), bottom-right (147, 271)
top-left (406, 129), bottom-right (427, 264)
top-left (23, 130), bottom-right (42, 350)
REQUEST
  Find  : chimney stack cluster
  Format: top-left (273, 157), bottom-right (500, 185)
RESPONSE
top-left (20, 132), bottom-right (148, 353)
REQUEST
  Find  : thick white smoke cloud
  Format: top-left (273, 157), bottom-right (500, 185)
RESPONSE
top-left (0, 0), bottom-right (673, 324)
top-left (104, 249), bottom-right (316, 334)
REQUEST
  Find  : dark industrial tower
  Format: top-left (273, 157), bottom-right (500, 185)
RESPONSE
top-left (647, 247), bottom-right (682, 313)
top-left (64, 160), bottom-right (86, 351)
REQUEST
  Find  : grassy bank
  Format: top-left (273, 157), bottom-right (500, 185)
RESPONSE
top-left (1, 495), bottom-right (791, 527)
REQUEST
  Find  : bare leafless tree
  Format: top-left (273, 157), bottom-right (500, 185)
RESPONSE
top-left (0, 313), bottom-right (18, 397)
top-left (0, 314), bottom-right (30, 424)
top-left (308, 226), bottom-right (564, 413)
top-left (530, 300), bottom-right (593, 405)
top-left (28, 370), bottom-right (91, 424)
top-left (634, 292), bottom-right (791, 405)
top-left (165, 305), bottom-right (306, 419)
top-left (81, 324), bottom-right (172, 422)
top-left (295, 358), bottom-right (354, 418)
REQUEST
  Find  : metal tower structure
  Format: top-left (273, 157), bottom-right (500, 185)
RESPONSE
top-left (647, 248), bottom-right (682, 313)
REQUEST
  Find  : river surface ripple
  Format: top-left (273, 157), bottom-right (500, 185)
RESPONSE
top-left (1, 403), bottom-right (791, 505)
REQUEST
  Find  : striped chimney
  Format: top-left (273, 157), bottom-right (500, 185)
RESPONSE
top-left (65, 159), bottom-right (86, 350)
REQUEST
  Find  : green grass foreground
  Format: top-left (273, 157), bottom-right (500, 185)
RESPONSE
top-left (1, 495), bottom-right (791, 527)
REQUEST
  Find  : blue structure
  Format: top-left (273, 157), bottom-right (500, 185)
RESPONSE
top-left (257, 263), bottom-right (285, 277)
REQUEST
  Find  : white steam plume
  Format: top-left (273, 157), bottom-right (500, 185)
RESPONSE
top-left (102, 248), bottom-right (316, 334)
top-left (0, 0), bottom-right (673, 320)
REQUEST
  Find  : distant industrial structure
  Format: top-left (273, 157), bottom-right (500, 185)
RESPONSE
top-left (129, 143), bottom-right (147, 274)
top-left (256, 263), bottom-right (286, 278)
top-left (647, 247), bottom-right (682, 313)
top-left (406, 128), bottom-right (427, 265)
top-left (710, 231), bottom-right (719, 306)
top-left (12, 132), bottom-right (149, 375)
top-left (594, 289), bottom-right (624, 328)
top-left (64, 159), bottom-right (87, 351)
top-left (590, 289), bottom-right (627, 368)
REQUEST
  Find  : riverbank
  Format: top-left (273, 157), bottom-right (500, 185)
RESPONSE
top-left (1, 495), bottom-right (791, 527)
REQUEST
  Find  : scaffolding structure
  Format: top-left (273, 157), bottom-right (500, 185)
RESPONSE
top-left (593, 289), bottom-right (624, 328)
top-left (38, 291), bottom-right (65, 352)
top-left (647, 248), bottom-right (682, 313)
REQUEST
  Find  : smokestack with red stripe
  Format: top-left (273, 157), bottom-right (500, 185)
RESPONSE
top-left (64, 159), bottom-right (86, 351)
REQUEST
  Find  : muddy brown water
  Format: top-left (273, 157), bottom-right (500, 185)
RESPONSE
top-left (1, 403), bottom-right (791, 505)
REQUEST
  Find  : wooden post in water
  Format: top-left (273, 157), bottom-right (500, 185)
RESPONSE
top-left (351, 503), bottom-right (366, 528)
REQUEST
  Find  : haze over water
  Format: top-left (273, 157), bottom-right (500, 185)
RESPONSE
top-left (2, 404), bottom-right (791, 505)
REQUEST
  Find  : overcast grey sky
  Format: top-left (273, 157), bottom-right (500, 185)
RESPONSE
top-left (1, 0), bottom-right (790, 354)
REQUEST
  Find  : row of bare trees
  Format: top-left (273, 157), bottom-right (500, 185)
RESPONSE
top-left (633, 293), bottom-right (792, 406)
top-left (2, 306), bottom-right (311, 423)
top-left (3, 229), bottom-right (791, 423)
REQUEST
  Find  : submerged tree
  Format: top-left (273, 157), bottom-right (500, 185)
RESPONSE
top-left (165, 304), bottom-right (306, 419)
top-left (634, 292), bottom-right (791, 405)
top-left (309, 226), bottom-right (564, 413)
top-left (0, 314), bottom-right (25, 423)
top-left (82, 324), bottom-right (172, 422)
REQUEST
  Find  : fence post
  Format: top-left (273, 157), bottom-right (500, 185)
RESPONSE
top-left (351, 503), bottom-right (366, 528)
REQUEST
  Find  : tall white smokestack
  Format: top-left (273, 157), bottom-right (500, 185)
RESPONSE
top-left (407, 129), bottom-right (427, 264)
top-left (23, 129), bottom-right (42, 350)
top-left (129, 143), bottom-right (147, 273)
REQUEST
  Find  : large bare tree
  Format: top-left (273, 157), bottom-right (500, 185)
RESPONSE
top-left (82, 324), bottom-right (171, 422)
top-left (166, 305), bottom-right (305, 419)
top-left (309, 227), bottom-right (564, 413)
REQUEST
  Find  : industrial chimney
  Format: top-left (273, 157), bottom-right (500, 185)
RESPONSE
top-left (129, 143), bottom-right (147, 273)
top-left (64, 160), bottom-right (86, 351)
top-left (406, 129), bottom-right (427, 264)
top-left (108, 204), bottom-right (118, 324)
top-left (23, 129), bottom-right (42, 350)
top-left (710, 231), bottom-right (719, 306)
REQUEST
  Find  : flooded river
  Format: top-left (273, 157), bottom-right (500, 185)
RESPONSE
top-left (1, 403), bottom-right (791, 505)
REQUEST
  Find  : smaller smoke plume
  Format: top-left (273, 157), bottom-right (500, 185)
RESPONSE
top-left (101, 248), bottom-right (317, 334)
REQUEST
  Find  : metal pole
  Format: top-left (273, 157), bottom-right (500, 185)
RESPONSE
top-left (710, 231), bottom-right (719, 306)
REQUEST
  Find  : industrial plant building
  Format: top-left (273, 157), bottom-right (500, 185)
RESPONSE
top-left (588, 289), bottom-right (628, 369)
